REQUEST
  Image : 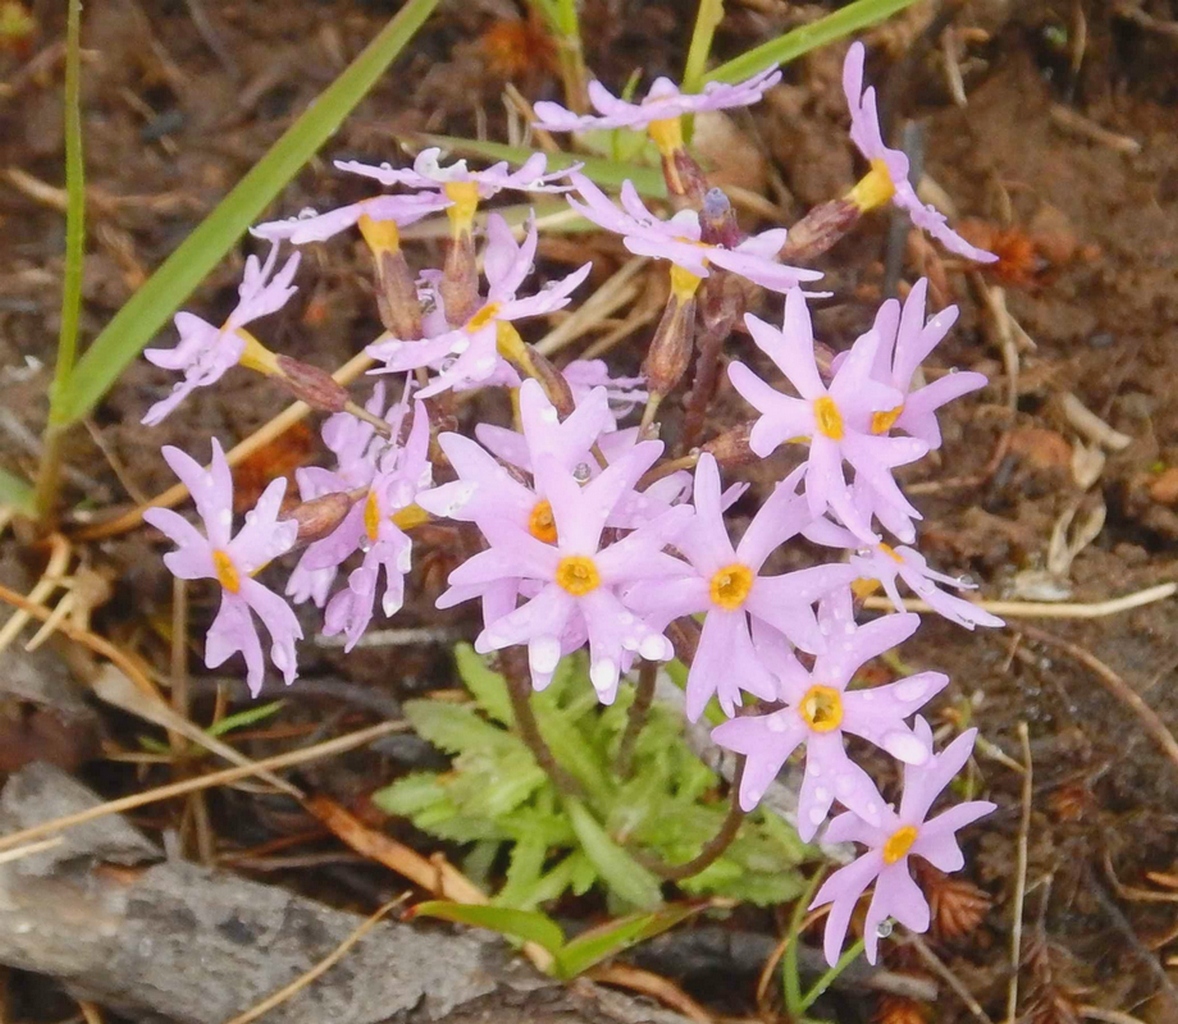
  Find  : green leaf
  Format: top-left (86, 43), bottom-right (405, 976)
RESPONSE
top-left (706, 0), bottom-right (920, 84)
top-left (553, 903), bottom-right (704, 979)
top-left (0, 467), bottom-right (35, 516)
top-left (411, 134), bottom-right (668, 197)
top-left (372, 772), bottom-right (449, 817)
top-left (205, 700), bottom-right (284, 737)
top-left (682, 0), bottom-right (725, 94)
top-left (53, 0), bottom-right (441, 427)
top-left (452, 644), bottom-right (513, 725)
top-left (449, 747), bottom-right (548, 818)
top-left (402, 698), bottom-right (518, 757)
top-left (411, 901), bottom-right (566, 956)
top-left (563, 797), bottom-right (663, 910)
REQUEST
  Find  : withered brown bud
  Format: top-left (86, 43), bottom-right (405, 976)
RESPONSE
top-left (375, 248), bottom-right (424, 340)
top-left (670, 149), bottom-right (709, 205)
top-left (440, 231), bottom-right (480, 327)
top-left (702, 421), bottom-right (756, 467)
top-left (642, 290), bottom-right (697, 398)
top-left (276, 355), bottom-right (348, 412)
top-left (283, 491), bottom-right (354, 544)
top-left (778, 198), bottom-right (860, 263)
top-left (524, 345), bottom-right (575, 417)
top-left (666, 616), bottom-right (700, 667)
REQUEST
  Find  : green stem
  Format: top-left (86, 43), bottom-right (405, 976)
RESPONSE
top-left (682, 0), bottom-right (724, 93)
top-left (798, 937), bottom-right (865, 1014)
top-left (783, 869), bottom-right (826, 1017)
top-left (34, 0), bottom-right (86, 527)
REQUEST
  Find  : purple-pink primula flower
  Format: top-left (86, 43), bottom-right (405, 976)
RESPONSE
top-left (303, 395), bottom-right (433, 651)
top-left (367, 215), bottom-right (590, 397)
top-left (252, 191), bottom-right (447, 245)
top-left (562, 359), bottom-right (648, 425)
top-left (625, 454), bottom-right (855, 721)
top-left (143, 438), bottom-right (301, 695)
top-left (533, 67), bottom-right (782, 134)
top-left (568, 174), bottom-right (821, 294)
top-left (860, 278), bottom-right (989, 450)
top-left (843, 42), bottom-right (995, 264)
top-left (711, 594), bottom-right (947, 841)
top-left (437, 442), bottom-right (692, 703)
top-left (142, 245), bottom-right (299, 426)
top-left (811, 718), bottom-right (995, 965)
top-left (728, 288), bottom-right (929, 542)
top-left (804, 503), bottom-right (1003, 631)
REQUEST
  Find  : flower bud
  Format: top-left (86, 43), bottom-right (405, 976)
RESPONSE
top-left (642, 286), bottom-right (697, 399)
top-left (778, 198), bottom-right (860, 263)
top-left (440, 230), bottom-right (480, 327)
top-left (283, 490), bottom-right (354, 544)
top-left (699, 188), bottom-right (742, 250)
top-left (375, 248), bottom-right (424, 341)
top-left (702, 421), bottom-right (757, 467)
top-left (276, 355), bottom-right (349, 412)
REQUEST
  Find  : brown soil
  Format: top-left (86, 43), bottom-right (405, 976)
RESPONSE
top-left (2, 1), bottom-right (1178, 1021)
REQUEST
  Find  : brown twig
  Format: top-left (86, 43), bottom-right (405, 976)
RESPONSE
top-left (1007, 721), bottom-right (1032, 1023)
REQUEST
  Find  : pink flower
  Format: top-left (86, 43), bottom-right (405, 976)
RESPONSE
top-left (843, 43), bottom-right (996, 263)
top-left (142, 245), bottom-right (299, 426)
top-left (568, 175), bottom-right (821, 293)
top-left (804, 504), bottom-right (1003, 631)
top-left (437, 441), bottom-right (692, 702)
top-left (728, 289), bottom-right (928, 542)
top-left (625, 454), bottom-right (856, 721)
top-left (711, 593), bottom-right (946, 841)
top-left (143, 439), bottom-right (301, 695)
top-left (367, 215), bottom-right (590, 397)
top-left (860, 278), bottom-right (989, 450)
top-left (252, 192), bottom-right (447, 245)
top-left (562, 359), bottom-right (648, 425)
top-left (336, 148), bottom-right (573, 200)
top-left (533, 67), bottom-right (782, 133)
top-left (298, 395), bottom-right (432, 651)
top-left (810, 718), bottom-right (995, 964)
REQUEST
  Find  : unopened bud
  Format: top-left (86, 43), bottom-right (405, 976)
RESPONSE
top-left (700, 188), bottom-right (742, 249)
top-left (702, 421), bottom-right (756, 467)
top-left (276, 355), bottom-right (349, 412)
top-left (375, 248), bottom-right (424, 340)
top-left (779, 198), bottom-right (860, 263)
top-left (642, 288), bottom-right (697, 398)
top-left (440, 230), bottom-right (480, 327)
top-left (666, 616), bottom-right (701, 667)
top-left (495, 323), bottom-right (575, 416)
top-left (671, 149), bottom-right (709, 204)
top-left (284, 491), bottom-right (354, 544)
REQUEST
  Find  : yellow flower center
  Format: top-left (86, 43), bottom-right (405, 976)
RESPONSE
top-left (392, 503), bottom-right (430, 531)
top-left (847, 158), bottom-right (897, 213)
top-left (798, 685), bottom-right (844, 733)
top-left (814, 396), bottom-right (845, 441)
top-left (878, 542), bottom-right (904, 564)
top-left (851, 577), bottom-right (882, 599)
top-left (709, 562), bottom-right (753, 610)
top-left (647, 116), bottom-right (684, 157)
top-left (467, 301), bottom-right (502, 332)
top-left (882, 824), bottom-right (919, 865)
top-left (364, 490), bottom-right (382, 542)
top-left (669, 262), bottom-right (703, 300)
top-left (443, 180), bottom-right (480, 236)
top-left (871, 404), bottom-right (904, 435)
top-left (357, 213), bottom-right (401, 255)
top-left (235, 328), bottom-right (280, 377)
top-left (528, 499), bottom-right (558, 544)
top-left (212, 549), bottom-right (240, 594)
top-left (555, 555), bottom-right (600, 596)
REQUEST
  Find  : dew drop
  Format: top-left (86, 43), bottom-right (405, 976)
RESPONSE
top-left (639, 634), bottom-right (667, 661)
top-left (573, 462), bottom-right (592, 482)
top-left (590, 657), bottom-right (617, 693)
top-left (767, 713), bottom-right (788, 733)
top-left (530, 636), bottom-right (561, 674)
top-left (809, 806), bottom-right (827, 826)
top-left (893, 676), bottom-right (928, 702)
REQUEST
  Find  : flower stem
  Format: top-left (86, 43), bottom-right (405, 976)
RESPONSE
top-left (615, 658), bottom-right (658, 778)
top-left (499, 646), bottom-right (584, 799)
top-left (634, 757), bottom-right (747, 881)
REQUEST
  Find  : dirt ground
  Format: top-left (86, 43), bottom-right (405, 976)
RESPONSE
top-left (2, 0), bottom-right (1178, 1022)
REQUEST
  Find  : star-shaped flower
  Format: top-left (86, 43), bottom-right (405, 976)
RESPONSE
top-left (711, 594), bottom-right (946, 841)
top-left (728, 288), bottom-right (928, 541)
top-left (625, 454), bottom-right (855, 721)
top-left (568, 175), bottom-right (821, 294)
top-left (144, 439), bottom-right (301, 695)
top-left (142, 245), bottom-right (299, 426)
top-left (810, 718), bottom-right (995, 964)
top-left (843, 42), bottom-right (996, 263)
top-left (252, 191), bottom-right (447, 245)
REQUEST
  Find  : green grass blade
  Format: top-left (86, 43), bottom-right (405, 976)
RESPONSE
top-left (413, 134), bottom-right (668, 197)
top-left (563, 797), bottom-right (663, 910)
top-left (409, 901), bottom-right (566, 956)
top-left (553, 903), bottom-right (704, 980)
top-left (47, 0), bottom-right (85, 423)
top-left (682, 0), bottom-right (725, 93)
top-left (0, 467), bottom-right (35, 516)
top-left (706, 0), bottom-right (920, 84)
top-left (205, 699), bottom-right (285, 737)
top-left (54, 0), bottom-right (441, 427)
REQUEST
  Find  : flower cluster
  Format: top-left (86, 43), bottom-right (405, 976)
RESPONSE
top-left (139, 43), bottom-right (997, 966)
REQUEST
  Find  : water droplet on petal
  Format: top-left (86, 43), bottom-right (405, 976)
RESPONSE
top-left (530, 636), bottom-right (561, 674)
top-left (590, 657), bottom-right (617, 694)
top-left (883, 730), bottom-right (928, 764)
top-left (876, 919), bottom-right (894, 938)
top-left (814, 786), bottom-right (829, 803)
top-left (894, 676), bottom-right (928, 702)
top-left (639, 634), bottom-right (667, 661)
top-left (809, 806), bottom-right (827, 826)
top-left (767, 713), bottom-right (789, 734)
top-left (573, 463), bottom-right (592, 482)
